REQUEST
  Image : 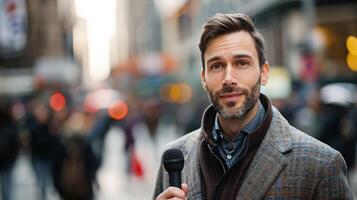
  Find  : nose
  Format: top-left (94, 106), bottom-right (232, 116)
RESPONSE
top-left (223, 64), bottom-right (238, 86)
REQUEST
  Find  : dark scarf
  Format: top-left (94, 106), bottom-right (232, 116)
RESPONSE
top-left (199, 94), bottom-right (273, 200)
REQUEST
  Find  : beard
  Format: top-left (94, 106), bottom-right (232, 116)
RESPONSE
top-left (207, 77), bottom-right (261, 120)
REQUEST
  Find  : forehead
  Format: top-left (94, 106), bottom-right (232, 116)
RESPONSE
top-left (204, 31), bottom-right (258, 61)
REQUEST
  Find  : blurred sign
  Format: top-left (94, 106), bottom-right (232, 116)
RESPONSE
top-left (0, 69), bottom-right (34, 95)
top-left (0, 0), bottom-right (27, 57)
top-left (34, 58), bottom-right (81, 85)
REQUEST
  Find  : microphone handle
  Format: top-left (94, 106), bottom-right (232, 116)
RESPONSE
top-left (168, 171), bottom-right (181, 188)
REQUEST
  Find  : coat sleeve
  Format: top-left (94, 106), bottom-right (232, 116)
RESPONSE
top-left (314, 152), bottom-right (354, 199)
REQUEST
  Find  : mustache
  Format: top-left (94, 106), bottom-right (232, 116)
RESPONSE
top-left (218, 85), bottom-right (247, 95)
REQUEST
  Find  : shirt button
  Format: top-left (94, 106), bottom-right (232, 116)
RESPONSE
top-left (227, 154), bottom-right (232, 159)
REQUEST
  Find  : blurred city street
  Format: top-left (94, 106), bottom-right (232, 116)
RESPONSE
top-left (1, 0), bottom-right (357, 199)
top-left (9, 127), bottom-right (153, 200)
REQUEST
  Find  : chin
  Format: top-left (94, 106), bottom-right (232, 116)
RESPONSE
top-left (222, 100), bottom-right (243, 109)
top-left (220, 107), bottom-right (245, 119)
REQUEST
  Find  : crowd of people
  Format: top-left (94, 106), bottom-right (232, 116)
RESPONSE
top-left (0, 88), bottom-right (183, 200)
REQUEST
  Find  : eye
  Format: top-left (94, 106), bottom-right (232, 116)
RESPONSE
top-left (236, 60), bottom-right (250, 68)
top-left (209, 62), bottom-right (224, 71)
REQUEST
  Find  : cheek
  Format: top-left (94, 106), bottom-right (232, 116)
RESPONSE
top-left (237, 71), bottom-right (260, 88)
top-left (205, 76), bottom-right (221, 90)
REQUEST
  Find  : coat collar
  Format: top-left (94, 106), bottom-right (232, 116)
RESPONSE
top-left (200, 94), bottom-right (274, 148)
top-left (197, 93), bottom-right (293, 199)
top-left (237, 106), bottom-right (293, 199)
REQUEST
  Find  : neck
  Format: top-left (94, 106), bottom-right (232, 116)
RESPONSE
top-left (217, 101), bottom-right (260, 140)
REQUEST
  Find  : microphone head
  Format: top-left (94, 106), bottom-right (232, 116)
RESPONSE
top-left (162, 148), bottom-right (184, 172)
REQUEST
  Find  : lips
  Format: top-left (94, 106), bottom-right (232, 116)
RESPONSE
top-left (220, 92), bottom-right (243, 104)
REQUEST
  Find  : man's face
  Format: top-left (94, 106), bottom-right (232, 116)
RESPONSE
top-left (201, 31), bottom-right (269, 119)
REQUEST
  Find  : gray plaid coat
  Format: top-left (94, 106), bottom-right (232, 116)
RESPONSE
top-left (154, 107), bottom-right (353, 200)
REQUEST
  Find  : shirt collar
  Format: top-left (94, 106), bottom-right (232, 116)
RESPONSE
top-left (212, 100), bottom-right (265, 142)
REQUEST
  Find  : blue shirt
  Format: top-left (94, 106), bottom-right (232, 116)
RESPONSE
top-left (212, 101), bottom-right (265, 168)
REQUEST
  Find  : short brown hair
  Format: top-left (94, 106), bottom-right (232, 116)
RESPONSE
top-left (199, 13), bottom-right (266, 69)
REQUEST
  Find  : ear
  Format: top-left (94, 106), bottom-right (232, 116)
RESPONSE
top-left (201, 69), bottom-right (208, 91)
top-left (260, 62), bottom-right (270, 86)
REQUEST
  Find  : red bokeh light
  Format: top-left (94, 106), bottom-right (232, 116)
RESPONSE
top-left (50, 92), bottom-right (66, 111)
top-left (108, 100), bottom-right (128, 120)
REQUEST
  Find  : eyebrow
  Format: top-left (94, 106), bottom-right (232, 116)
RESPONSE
top-left (206, 56), bottom-right (221, 65)
top-left (233, 54), bottom-right (253, 60)
top-left (206, 53), bottom-right (253, 65)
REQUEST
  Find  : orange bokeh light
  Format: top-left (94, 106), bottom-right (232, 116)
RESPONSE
top-left (108, 100), bottom-right (128, 120)
top-left (50, 92), bottom-right (66, 111)
top-left (347, 54), bottom-right (357, 71)
top-left (160, 83), bottom-right (192, 104)
top-left (346, 36), bottom-right (357, 56)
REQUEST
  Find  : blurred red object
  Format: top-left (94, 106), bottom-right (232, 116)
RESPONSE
top-left (50, 92), bottom-right (66, 111)
top-left (108, 100), bottom-right (128, 120)
top-left (130, 151), bottom-right (144, 178)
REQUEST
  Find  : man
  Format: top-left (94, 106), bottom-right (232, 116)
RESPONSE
top-left (154, 13), bottom-right (353, 200)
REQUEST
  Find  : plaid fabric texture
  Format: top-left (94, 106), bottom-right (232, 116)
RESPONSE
top-left (154, 106), bottom-right (353, 200)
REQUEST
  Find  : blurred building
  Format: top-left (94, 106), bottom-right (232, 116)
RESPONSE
top-left (0, 0), bottom-right (75, 68)
top-left (2, 0), bottom-right (356, 95)
top-left (0, 0), bottom-right (78, 96)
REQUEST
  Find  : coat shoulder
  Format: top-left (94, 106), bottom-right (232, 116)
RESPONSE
top-left (162, 129), bottom-right (202, 155)
top-left (271, 107), bottom-right (340, 157)
top-left (290, 126), bottom-right (339, 154)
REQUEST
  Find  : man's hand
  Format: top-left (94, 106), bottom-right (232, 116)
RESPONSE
top-left (156, 183), bottom-right (189, 200)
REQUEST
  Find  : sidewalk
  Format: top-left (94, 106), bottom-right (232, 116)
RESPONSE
top-left (11, 151), bottom-right (59, 200)
top-left (8, 127), bottom-right (149, 200)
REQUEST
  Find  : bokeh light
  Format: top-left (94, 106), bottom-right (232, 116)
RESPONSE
top-left (346, 36), bottom-right (357, 56)
top-left (108, 100), bottom-right (128, 120)
top-left (346, 36), bottom-right (357, 72)
top-left (347, 54), bottom-right (357, 71)
top-left (160, 83), bottom-right (192, 104)
top-left (50, 92), bottom-right (66, 111)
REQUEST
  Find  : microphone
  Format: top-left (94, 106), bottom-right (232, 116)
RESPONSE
top-left (162, 148), bottom-right (184, 188)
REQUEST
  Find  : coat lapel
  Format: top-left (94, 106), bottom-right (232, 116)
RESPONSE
top-left (237, 107), bottom-right (292, 200)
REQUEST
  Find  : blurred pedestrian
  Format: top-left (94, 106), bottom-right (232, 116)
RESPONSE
top-left (121, 95), bottom-right (181, 198)
top-left (27, 101), bottom-right (57, 200)
top-left (52, 135), bottom-right (99, 200)
top-left (154, 13), bottom-right (353, 199)
top-left (0, 101), bottom-right (20, 200)
top-left (86, 110), bottom-right (113, 166)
